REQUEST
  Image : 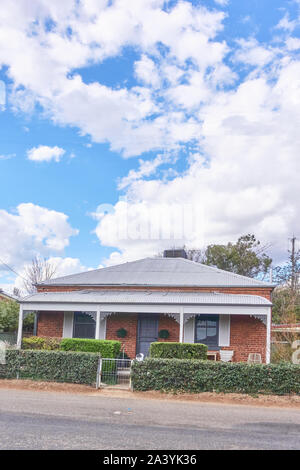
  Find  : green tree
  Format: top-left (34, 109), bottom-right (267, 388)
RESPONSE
top-left (0, 300), bottom-right (19, 332)
top-left (0, 299), bottom-right (35, 333)
top-left (188, 234), bottom-right (272, 278)
top-left (272, 238), bottom-right (300, 324)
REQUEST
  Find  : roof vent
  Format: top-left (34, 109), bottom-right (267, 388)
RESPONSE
top-left (163, 248), bottom-right (187, 259)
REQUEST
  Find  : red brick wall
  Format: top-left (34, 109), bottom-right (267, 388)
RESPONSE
top-left (0, 294), bottom-right (10, 302)
top-left (222, 315), bottom-right (266, 362)
top-left (37, 312), bottom-right (64, 338)
top-left (158, 315), bottom-right (179, 342)
top-left (106, 314), bottom-right (138, 359)
top-left (35, 310), bottom-right (267, 362)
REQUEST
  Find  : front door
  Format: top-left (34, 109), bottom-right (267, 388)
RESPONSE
top-left (137, 316), bottom-right (159, 357)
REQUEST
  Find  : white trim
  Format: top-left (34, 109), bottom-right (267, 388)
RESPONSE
top-left (17, 305), bottom-right (23, 349)
top-left (183, 305), bottom-right (270, 316)
top-left (184, 317), bottom-right (195, 343)
top-left (266, 312), bottom-right (271, 364)
top-left (95, 308), bottom-right (101, 340)
top-left (21, 302), bottom-right (270, 317)
top-left (219, 315), bottom-right (231, 347)
top-left (62, 312), bottom-right (74, 338)
top-left (100, 317), bottom-right (107, 340)
top-left (179, 307), bottom-right (184, 343)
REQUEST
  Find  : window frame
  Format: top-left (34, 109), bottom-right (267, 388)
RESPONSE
top-left (194, 314), bottom-right (220, 349)
top-left (73, 312), bottom-right (96, 339)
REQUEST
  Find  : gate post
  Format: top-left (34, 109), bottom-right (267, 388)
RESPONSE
top-left (96, 357), bottom-right (102, 389)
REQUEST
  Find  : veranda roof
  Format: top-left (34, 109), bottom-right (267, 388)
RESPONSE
top-left (22, 290), bottom-right (272, 306)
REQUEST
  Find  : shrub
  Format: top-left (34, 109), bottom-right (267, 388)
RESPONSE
top-left (150, 342), bottom-right (207, 360)
top-left (131, 358), bottom-right (300, 395)
top-left (60, 338), bottom-right (121, 357)
top-left (22, 336), bottom-right (61, 350)
top-left (116, 328), bottom-right (127, 338)
top-left (0, 349), bottom-right (99, 385)
top-left (158, 329), bottom-right (170, 339)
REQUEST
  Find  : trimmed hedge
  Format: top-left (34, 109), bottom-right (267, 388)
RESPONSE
top-left (60, 338), bottom-right (121, 357)
top-left (22, 336), bottom-right (61, 351)
top-left (150, 342), bottom-right (208, 360)
top-left (0, 349), bottom-right (99, 385)
top-left (131, 358), bottom-right (300, 395)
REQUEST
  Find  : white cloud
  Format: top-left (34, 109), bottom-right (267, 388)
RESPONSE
top-left (286, 37), bottom-right (300, 50)
top-left (134, 55), bottom-right (161, 89)
top-left (27, 145), bottom-right (66, 162)
top-left (214, 0), bottom-right (229, 5)
top-left (0, 154), bottom-right (15, 160)
top-left (0, 0), bottom-right (227, 157)
top-left (94, 59), bottom-right (300, 265)
top-left (234, 39), bottom-right (276, 67)
top-left (0, 203), bottom-right (78, 271)
top-left (118, 153), bottom-right (177, 189)
top-left (276, 13), bottom-right (298, 32)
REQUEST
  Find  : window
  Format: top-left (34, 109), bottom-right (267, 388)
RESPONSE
top-left (195, 315), bottom-right (219, 348)
top-left (73, 312), bottom-right (96, 339)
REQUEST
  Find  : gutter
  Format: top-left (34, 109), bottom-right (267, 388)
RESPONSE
top-left (20, 300), bottom-right (272, 307)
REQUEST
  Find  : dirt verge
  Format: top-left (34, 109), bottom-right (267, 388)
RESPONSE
top-left (0, 379), bottom-right (300, 408)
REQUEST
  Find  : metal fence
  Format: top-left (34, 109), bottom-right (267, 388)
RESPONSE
top-left (0, 332), bottom-right (17, 346)
top-left (97, 358), bottom-right (133, 389)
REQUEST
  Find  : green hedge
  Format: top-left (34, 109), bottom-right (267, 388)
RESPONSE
top-left (0, 349), bottom-right (99, 385)
top-left (131, 358), bottom-right (300, 395)
top-left (60, 338), bottom-right (121, 357)
top-left (150, 342), bottom-right (208, 360)
top-left (22, 336), bottom-right (62, 350)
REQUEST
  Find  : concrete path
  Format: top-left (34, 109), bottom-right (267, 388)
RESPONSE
top-left (0, 389), bottom-right (299, 450)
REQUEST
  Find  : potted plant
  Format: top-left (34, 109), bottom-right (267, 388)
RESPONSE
top-left (158, 329), bottom-right (170, 339)
top-left (116, 327), bottom-right (128, 338)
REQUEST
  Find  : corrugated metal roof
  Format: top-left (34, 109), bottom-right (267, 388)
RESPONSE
top-left (22, 290), bottom-right (272, 306)
top-left (0, 290), bottom-right (18, 301)
top-left (39, 257), bottom-right (274, 288)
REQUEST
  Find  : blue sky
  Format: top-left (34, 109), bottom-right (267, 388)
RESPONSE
top-left (0, 0), bottom-right (300, 291)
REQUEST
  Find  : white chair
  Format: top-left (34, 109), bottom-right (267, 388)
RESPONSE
top-left (247, 353), bottom-right (262, 364)
top-left (220, 350), bottom-right (234, 362)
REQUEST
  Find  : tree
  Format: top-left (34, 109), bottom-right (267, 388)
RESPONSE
top-left (23, 256), bottom-right (57, 294)
top-left (187, 234), bottom-right (272, 279)
top-left (272, 237), bottom-right (300, 324)
top-left (273, 237), bottom-right (300, 293)
top-left (13, 287), bottom-right (21, 298)
top-left (0, 299), bottom-right (19, 332)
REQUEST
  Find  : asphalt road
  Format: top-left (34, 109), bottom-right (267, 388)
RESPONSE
top-left (0, 389), bottom-right (299, 450)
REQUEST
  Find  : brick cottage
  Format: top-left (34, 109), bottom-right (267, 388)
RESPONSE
top-left (17, 255), bottom-right (274, 362)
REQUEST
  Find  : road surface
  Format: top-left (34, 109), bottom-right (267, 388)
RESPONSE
top-left (0, 389), bottom-right (299, 450)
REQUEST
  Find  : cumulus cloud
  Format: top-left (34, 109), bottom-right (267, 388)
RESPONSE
top-left (27, 145), bottom-right (66, 162)
top-left (0, 203), bottom-right (78, 271)
top-left (94, 58), bottom-right (300, 265)
top-left (0, 0), bottom-right (227, 157)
